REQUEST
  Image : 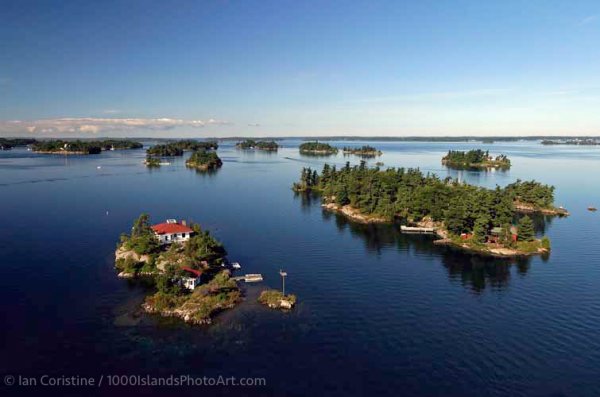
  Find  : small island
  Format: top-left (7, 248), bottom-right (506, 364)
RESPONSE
top-left (115, 215), bottom-right (241, 325)
top-left (185, 150), bottom-right (223, 171)
top-left (541, 138), bottom-right (599, 146)
top-left (32, 139), bottom-right (143, 154)
top-left (293, 162), bottom-right (567, 257)
top-left (258, 289), bottom-right (296, 310)
top-left (146, 140), bottom-right (218, 157)
top-left (236, 139), bottom-right (279, 151)
top-left (442, 149), bottom-right (511, 170)
top-left (143, 156), bottom-right (162, 167)
top-left (299, 141), bottom-right (338, 155)
top-left (342, 145), bottom-right (382, 157)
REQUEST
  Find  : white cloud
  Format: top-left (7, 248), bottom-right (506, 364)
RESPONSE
top-left (247, 123), bottom-right (261, 127)
top-left (579, 15), bottom-right (598, 26)
top-left (0, 117), bottom-right (232, 135)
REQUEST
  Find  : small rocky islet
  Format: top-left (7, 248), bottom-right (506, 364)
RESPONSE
top-left (115, 214), bottom-right (294, 326)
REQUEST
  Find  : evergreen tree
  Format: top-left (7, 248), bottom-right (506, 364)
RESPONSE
top-left (518, 216), bottom-right (535, 241)
top-left (472, 217), bottom-right (489, 244)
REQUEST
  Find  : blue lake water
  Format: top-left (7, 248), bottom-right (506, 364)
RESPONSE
top-left (1, 140), bottom-right (599, 396)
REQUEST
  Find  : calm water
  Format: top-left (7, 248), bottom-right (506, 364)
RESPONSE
top-left (1, 140), bottom-right (599, 396)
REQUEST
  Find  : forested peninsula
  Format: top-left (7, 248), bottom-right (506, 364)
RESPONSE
top-left (293, 162), bottom-right (567, 257)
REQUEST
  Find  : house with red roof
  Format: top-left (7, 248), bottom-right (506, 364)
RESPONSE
top-left (151, 219), bottom-right (194, 245)
top-left (181, 267), bottom-right (202, 290)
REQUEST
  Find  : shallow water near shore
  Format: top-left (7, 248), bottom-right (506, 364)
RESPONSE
top-left (1, 140), bottom-right (600, 396)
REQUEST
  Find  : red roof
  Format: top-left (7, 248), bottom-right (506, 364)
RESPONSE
top-left (181, 267), bottom-right (202, 277)
top-left (151, 222), bottom-right (193, 235)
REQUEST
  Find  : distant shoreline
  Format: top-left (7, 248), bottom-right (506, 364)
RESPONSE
top-left (3, 135), bottom-right (600, 143)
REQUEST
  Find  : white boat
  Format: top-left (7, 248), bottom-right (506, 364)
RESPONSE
top-left (231, 262), bottom-right (241, 269)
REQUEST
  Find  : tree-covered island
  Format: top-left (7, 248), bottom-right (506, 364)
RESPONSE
top-left (143, 156), bottom-right (161, 167)
top-left (541, 138), bottom-right (599, 146)
top-left (293, 162), bottom-right (567, 257)
top-left (342, 145), bottom-right (382, 157)
top-left (0, 138), bottom-right (38, 150)
top-left (299, 141), bottom-right (338, 155)
top-left (236, 139), bottom-right (279, 151)
top-left (185, 150), bottom-right (223, 171)
top-left (115, 214), bottom-right (241, 325)
top-left (146, 140), bottom-right (218, 157)
top-left (442, 149), bottom-right (511, 170)
top-left (32, 139), bottom-right (143, 154)
top-left (144, 140), bottom-right (219, 167)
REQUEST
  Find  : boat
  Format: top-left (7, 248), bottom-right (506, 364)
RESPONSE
top-left (231, 262), bottom-right (241, 269)
top-left (588, 207), bottom-right (598, 212)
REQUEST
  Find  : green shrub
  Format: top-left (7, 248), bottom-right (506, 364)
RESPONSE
top-left (541, 236), bottom-right (551, 250)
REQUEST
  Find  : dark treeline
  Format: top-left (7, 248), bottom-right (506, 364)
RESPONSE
top-left (342, 145), bottom-right (381, 156)
top-left (442, 150), bottom-right (510, 169)
top-left (0, 138), bottom-right (38, 149)
top-left (299, 141), bottom-right (338, 154)
top-left (505, 179), bottom-right (555, 208)
top-left (293, 162), bottom-right (556, 239)
top-left (32, 139), bottom-right (142, 154)
top-left (541, 139), bottom-right (599, 146)
top-left (146, 140), bottom-right (218, 157)
top-left (236, 139), bottom-right (279, 150)
top-left (147, 143), bottom-right (184, 156)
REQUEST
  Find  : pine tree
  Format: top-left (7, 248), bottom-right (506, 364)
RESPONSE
top-left (518, 216), bottom-right (535, 241)
top-left (473, 217), bottom-right (488, 244)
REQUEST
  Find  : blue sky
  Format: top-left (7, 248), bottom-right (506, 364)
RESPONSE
top-left (1, 0), bottom-right (599, 137)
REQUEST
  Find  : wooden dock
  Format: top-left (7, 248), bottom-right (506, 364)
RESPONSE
top-left (232, 274), bottom-right (264, 283)
top-left (400, 225), bottom-right (436, 234)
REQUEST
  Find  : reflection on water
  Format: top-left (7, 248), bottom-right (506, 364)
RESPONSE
top-left (296, 192), bottom-right (538, 293)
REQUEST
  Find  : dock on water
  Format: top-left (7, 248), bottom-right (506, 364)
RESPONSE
top-left (400, 225), bottom-right (436, 234)
top-left (232, 274), bottom-right (264, 283)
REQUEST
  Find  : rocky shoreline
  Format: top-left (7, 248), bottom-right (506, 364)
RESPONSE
top-left (300, 149), bottom-right (337, 155)
top-left (321, 202), bottom-right (388, 223)
top-left (441, 158), bottom-right (510, 170)
top-left (258, 289), bottom-right (296, 310)
top-left (141, 299), bottom-right (238, 325)
top-left (514, 202), bottom-right (570, 216)
top-left (320, 202), bottom-right (550, 258)
top-left (33, 150), bottom-right (89, 155)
